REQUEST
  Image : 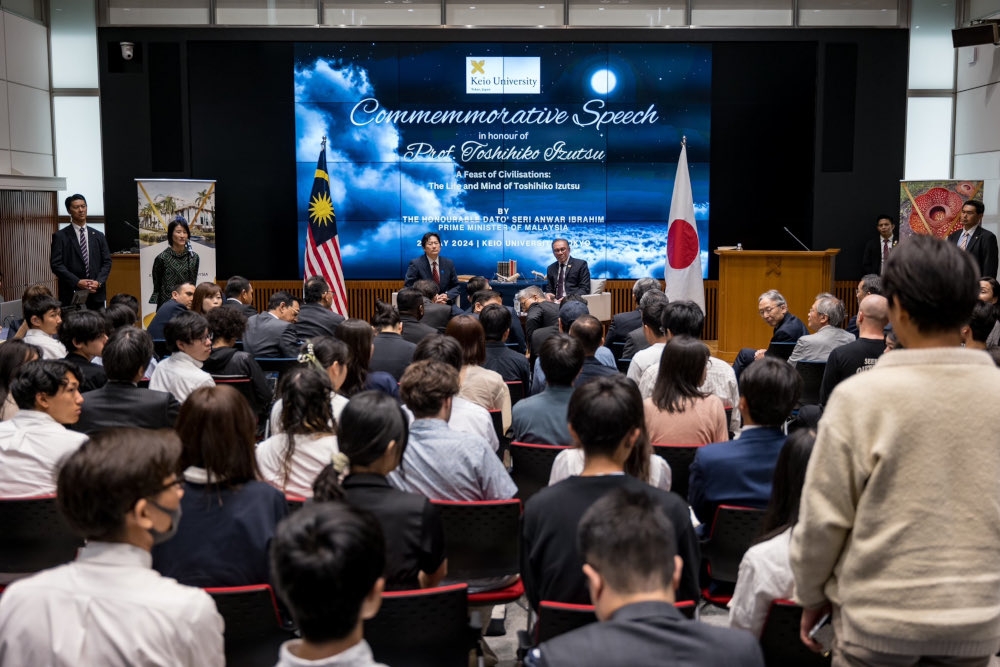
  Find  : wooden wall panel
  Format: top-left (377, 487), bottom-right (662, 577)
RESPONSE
top-left (0, 190), bottom-right (57, 301)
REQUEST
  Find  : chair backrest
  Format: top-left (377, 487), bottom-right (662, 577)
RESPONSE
top-left (365, 583), bottom-right (474, 667)
top-left (509, 442), bottom-right (571, 502)
top-left (702, 505), bottom-right (766, 583)
top-left (609, 341), bottom-right (626, 362)
top-left (760, 599), bottom-right (832, 667)
top-left (211, 374), bottom-right (259, 412)
top-left (650, 444), bottom-right (702, 501)
top-left (0, 495), bottom-right (83, 583)
top-left (765, 341), bottom-right (796, 361)
top-left (487, 409), bottom-right (504, 445)
top-left (205, 584), bottom-right (292, 667)
top-left (254, 357), bottom-right (299, 375)
top-left (795, 361), bottom-right (826, 406)
top-left (152, 338), bottom-right (169, 360)
top-left (430, 499), bottom-right (521, 580)
top-left (505, 380), bottom-right (525, 407)
top-left (284, 493), bottom-right (306, 513)
top-left (537, 601), bottom-right (598, 643)
top-left (616, 357), bottom-right (631, 373)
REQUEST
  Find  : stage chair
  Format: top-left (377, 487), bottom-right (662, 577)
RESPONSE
top-left (700, 505), bottom-right (766, 608)
top-left (651, 444), bottom-right (703, 501)
top-left (764, 341), bottom-right (796, 361)
top-left (365, 583), bottom-right (478, 667)
top-left (509, 442), bottom-right (572, 503)
top-left (760, 599), bottom-right (831, 667)
top-left (204, 584), bottom-right (296, 667)
top-left (0, 495), bottom-right (83, 585)
top-left (430, 499), bottom-right (524, 605)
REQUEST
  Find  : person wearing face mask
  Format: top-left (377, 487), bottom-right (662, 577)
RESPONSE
top-left (150, 218), bottom-right (200, 309)
top-left (0, 428), bottom-right (225, 666)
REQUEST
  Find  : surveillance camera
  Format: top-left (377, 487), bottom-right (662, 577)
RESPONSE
top-left (120, 42), bottom-right (134, 61)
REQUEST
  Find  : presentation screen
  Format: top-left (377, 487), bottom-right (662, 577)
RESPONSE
top-left (294, 41), bottom-right (711, 281)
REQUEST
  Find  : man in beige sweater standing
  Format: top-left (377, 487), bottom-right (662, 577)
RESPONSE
top-left (790, 234), bottom-right (1000, 666)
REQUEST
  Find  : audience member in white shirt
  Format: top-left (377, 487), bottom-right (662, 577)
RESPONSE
top-left (149, 310), bottom-right (215, 403)
top-left (21, 294), bottom-right (67, 360)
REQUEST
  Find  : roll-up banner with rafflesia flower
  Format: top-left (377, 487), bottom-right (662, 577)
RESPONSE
top-left (899, 180), bottom-right (984, 241)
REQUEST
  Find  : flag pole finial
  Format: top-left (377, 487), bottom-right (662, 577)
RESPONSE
top-left (321, 135), bottom-right (327, 150)
top-left (681, 135), bottom-right (687, 147)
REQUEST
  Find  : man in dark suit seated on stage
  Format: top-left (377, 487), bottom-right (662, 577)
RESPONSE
top-left (605, 278), bottom-right (662, 351)
top-left (731, 289), bottom-right (808, 380)
top-left (397, 287), bottom-right (437, 344)
top-left (72, 327), bottom-right (180, 435)
top-left (545, 238), bottom-right (591, 302)
top-left (279, 275), bottom-right (345, 357)
top-left (403, 232), bottom-right (460, 304)
top-left (49, 193), bottom-right (112, 311)
top-left (688, 357), bottom-right (800, 528)
top-left (481, 303), bottom-right (531, 390)
top-left (948, 199), bottom-right (998, 278)
top-left (221, 275), bottom-right (258, 317)
top-left (243, 290), bottom-right (299, 357)
top-left (861, 214), bottom-right (897, 276)
top-left (524, 488), bottom-right (763, 667)
top-left (146, 282), bottom-right (195, 340)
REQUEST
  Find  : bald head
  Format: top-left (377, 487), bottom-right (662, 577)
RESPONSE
top-left (858, 294), bottom-right (889, 337)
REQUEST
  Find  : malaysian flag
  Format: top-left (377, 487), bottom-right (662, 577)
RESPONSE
top-left (304, 140), bottom-right (348, 316)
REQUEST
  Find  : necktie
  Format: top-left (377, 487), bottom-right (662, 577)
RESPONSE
top-left (556, 264), bottom-right (566, 299)
top-left (432, 261), bottom-right (440, 284)
top-left (960, 232), bottom-right (970, 250)
top-left (78, 226), bottom-right (89, 276)
top-left (882, 240), bottom-right (889, 263)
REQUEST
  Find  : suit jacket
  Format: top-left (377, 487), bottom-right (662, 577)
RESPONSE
top-left (72, 381), bottom-right (180, 435)
top-left (49, 223), bottom-right (112, 309)
top-left (146, 299), bottom-right (188, 340)
top-left (399, 314), bottom-right (437, 345)
top-left (242, 312), bottom-right (289, 357)
top-left (787, 324), bottom-right (855, 365)
top-left (861, 235), bottom-right (897, 276)
top-left (545, 257), bottom-right (591, 298)
top-left (420, 300), bottom-right (454, 333)
top-left (370, 331), bottom-right (416, 380)
top-left (279, 303), bottom-right (345, 357)
top-left (621, 327), bottom-right (649, 360)
top-left (404, 255), bottom-right (460, 303)
top-left (688, 427), bottom-right (787, 525)
top-left (949, 225), bottom-right (999, 278)
top-left (64, 353), bottom-right (107, 393)
top-left (524, 301), bottom-right (560, 349)
top-left (222, 299), bottom-right (258, 318)
top-left (771, 313), bottom-right (809, 344)
top-left (605, 309), bottom-right (642, 348)
top-left (532, 601), bottom-right (763, 667)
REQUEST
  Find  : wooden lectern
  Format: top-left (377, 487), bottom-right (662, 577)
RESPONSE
top-left (714, 249), bottom-right (839, 363)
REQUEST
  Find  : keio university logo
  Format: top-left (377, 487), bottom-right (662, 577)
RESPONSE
top-left (466, 57), bottom-right (541, 94)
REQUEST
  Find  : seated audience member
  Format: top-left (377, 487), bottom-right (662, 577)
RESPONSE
top-left (517, 285), bottom-right (559, 350)
top-left (22, 294), bottom-right (67, 359)
top-left (270, 337), bottom-right (350, 434)
top-left (729, 428), bottom-right (816, 638)
top-left (480, 303), bottom-right (531, 389)
top-left (464, 275), bottom-right (490, 313)
top-left (269, 502), bottom-right (386, 667)
top-left (410, 333), bottom-right (498, 451)
top-left (530, 299), bottom-right (615, 393)
top-left (526, 489), bottom-right (763, 667)
top-left (370, 300), bottom-right (416, 381)
top-left (622, 290), bottom-right (669, 360)
top-left (962, 299), bottom-right (996, 351)
top-left (846, 274), bottom-right (882, 337)
top-left (153, 385), bottom-right (287, 586)
top-left (148, 311), bottom-right (215, 403)
top-left (191, 281), bottom-right (223, 315)
top-left (222, 275), bottom-right (257, 317)
top-left (522, 375), bottom-right (700, 609)
top-left (605, 278), bottom-right (662, 349)
top-left (0, 359), bottom-right (86, 496)
top-left (10, 284), bottom-right (53, 341)
top-left (312, 391), bottom-right (447, 591)
top-left (202, 306), bottom-right (272, 418)
top-left (0, 428), bottom-right (224, 666)
top-left (0, 340), bottom-right (40, 420)
top-left (511, 334), bottom-right (584, 446)
top-left (639, 300), bottom-right (741, 436)
top-left (388, 360), bottom-right (516, 501)
top-left (688, 357), bottom-right (801, 526)
top-left (979, 276), bottom-right (1000, 347)
top-left (643, 335), bottom-right (728, 445)
top-left (244, 290), bottom-right (299, 357)
top-left (549, 419), bottom-right (671, 492)
top-left (72, 328), bottom-right (180, 434)
top-left (787, 292), bottom-right (854, 365)
top-left (569, 315), bottom-right (620, 386)
top-left (446, 315), bottom-right (512, 432)
top-left (257, 365), bottom-right (340, 498)
top-left (396, 287), bottom-right (437, 345)
top-left (104, 302), bottom-right (138, 332)
top-left (146, 281), bottom-right (195, 340)
top-left (819, 294), bottom-right (890, 405)
top-left (626, 296), bottom-right (670, 383)
top-left (336, 318), bottom-right (399, 399)
top-left (59, 309), bottom-right (108, 392)
top-left (108, 291), bottom-right (141, 318)
top-left (279, 275), bottom-right (345, 357)
top-left (732, 289), bottom-right (808, 380)
top-left (468, 282), bottom-right (527, 353)
top-left (413, 279), bottom-right (453, 332)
